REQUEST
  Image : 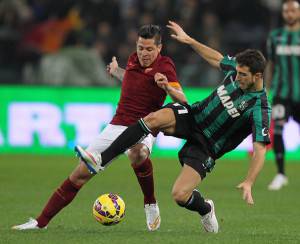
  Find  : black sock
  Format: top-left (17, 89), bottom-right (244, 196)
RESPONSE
top-left (274, 125), bottom-right (285, 175)
top-left (101, 119), bottom-right (151, 166)
top-left (178, 189), bottom-right (211, 216)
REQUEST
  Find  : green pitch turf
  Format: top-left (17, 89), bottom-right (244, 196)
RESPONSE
top-left (1, 155), bottom-right (300, 244)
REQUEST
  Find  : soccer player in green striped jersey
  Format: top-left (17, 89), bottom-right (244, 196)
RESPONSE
top-left (75, 21), bottom-right (271, 233)
top-left (266, 0), bottom-right (300, 190)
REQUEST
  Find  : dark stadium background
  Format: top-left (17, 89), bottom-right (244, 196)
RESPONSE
top-left (1, 1), bottom-right (299, 243)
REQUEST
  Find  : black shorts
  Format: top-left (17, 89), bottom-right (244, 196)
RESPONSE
top-left (163, 102), bottom-right (215, 179)
top-left (272, 98), bottom-right (300, 123)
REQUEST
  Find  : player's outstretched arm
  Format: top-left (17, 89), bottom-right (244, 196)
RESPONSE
top-left (107, 56), bottom-right (125, 81)
top-left (166, 21), bottom-right (223, 69)
top-left (237, 142), bottom-right (266, 205)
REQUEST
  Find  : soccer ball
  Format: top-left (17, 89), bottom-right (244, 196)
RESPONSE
top-left (92, 193), bottom-right (126, 226)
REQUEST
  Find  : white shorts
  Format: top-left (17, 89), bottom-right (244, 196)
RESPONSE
top-left (86, 124), bottom-right (156, 155)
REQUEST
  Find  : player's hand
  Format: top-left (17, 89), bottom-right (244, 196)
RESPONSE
top-left (166, 21), bottom-right (193, 44)
top-left (154, 73), bottom-right (170, 91)
top-left (237, 181), bottom-right (254, 205)
top-left (107, 56), bottom-right (119, 77)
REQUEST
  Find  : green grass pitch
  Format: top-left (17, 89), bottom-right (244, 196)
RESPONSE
top-left (1, 154), bottom-right (300, 244)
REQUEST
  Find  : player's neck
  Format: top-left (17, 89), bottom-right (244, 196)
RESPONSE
top-left (285, 21), bottom-right (300, 31)
top-left (248, 79), bottom-right (264, 92)
top-left (254, 79), bottom-right (264, 92)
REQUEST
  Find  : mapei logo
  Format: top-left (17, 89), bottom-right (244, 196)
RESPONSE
top-left (217, 85), bottom-right (240, 118)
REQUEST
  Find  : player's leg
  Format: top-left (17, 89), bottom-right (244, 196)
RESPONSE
top-left (76, 123), bottom-right (161, 231)
top-left (12, 125), bottom-right (116, 230)
top-left (128, 144), bottom-right (156, 205)
top-left (268, 100), bottom-right (289, 190)
top-left (127, 143), bottom-right (160, 231)
top-left (12, 161), bottom-right (93, 230)
top-left (173, 142), bottom-right (218, 233)
top-left (74, 107), bottom-right (175, 173)
top-left (90, 105), bottom-right (177, 170)
top-left (75, 124), bottom-right (160, 231)
top-left (273, 119), bottom-right (286, 174)
top-left (36, 162), bottom-right (93, 227)
top-left (172, 164), bottom-right (218, 233)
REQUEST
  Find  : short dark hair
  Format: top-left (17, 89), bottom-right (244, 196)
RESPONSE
top-left (236, 49), bottom-right (266, 74)
top-left (283, 0), bottom-right (300, 5)
top-left (138, 24), bottom-right (162, 45)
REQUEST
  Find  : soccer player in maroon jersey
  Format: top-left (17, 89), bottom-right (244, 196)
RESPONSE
top-left (12, 24), bottom-right (187, 231)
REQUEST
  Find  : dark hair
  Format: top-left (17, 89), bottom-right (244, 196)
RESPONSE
top-left (138, 24), bottom-right (162, 45)
top-left (283, 0), bottom-right (300, 5)
top-left (236, 49), bottom-right (266, 74)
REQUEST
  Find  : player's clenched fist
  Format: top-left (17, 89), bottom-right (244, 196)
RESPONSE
top-left (154, 72), bottom-right (169, 91)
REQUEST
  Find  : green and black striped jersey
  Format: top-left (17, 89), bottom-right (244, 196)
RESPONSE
top-left (267, 27), bottom-right (300, 102)
top-left (191, 56), bottom-right (271, 159)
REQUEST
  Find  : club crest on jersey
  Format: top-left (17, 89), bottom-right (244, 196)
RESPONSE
top-left (217, 85), bottom-right (240, 118)
top-left (262, 127), bottom-right (269, 137)
top-left (238, 101), bottom-right (248, 111)
top-left (144, 67), bottom-right (153, 73)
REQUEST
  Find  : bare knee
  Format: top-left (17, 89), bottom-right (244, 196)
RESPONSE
top-left (127, 144), bottom-right (149, 165)
top-left (171, 187), bottom-right (192, 205)
top-left (69, 161), bottom-right (94, 186)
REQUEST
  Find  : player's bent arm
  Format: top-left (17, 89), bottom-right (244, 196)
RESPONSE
top-left (188, 38), bottom-right (224, 69)
top-left (264, 61), bottom-right (274, 91)
top-left (111, 67), bottom-right (125, 81)
top-left (244, 142), bottom-right (267, 185)
top-left (166, 85), bottom-right (188, 104)
top-left (154, 72), bottom-right (187, 104)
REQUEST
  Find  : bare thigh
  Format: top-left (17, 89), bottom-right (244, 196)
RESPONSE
top-left (144, 108), bottom-right (177, 134)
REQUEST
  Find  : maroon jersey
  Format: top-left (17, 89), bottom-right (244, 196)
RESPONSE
top-left (111, 52), bottom-right (179, 126)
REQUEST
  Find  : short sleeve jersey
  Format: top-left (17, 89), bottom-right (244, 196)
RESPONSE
top-left (111, 53), bottom-right (180, 126)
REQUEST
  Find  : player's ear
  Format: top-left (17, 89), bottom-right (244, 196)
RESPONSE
top-left (254, 72), bottom-right (263, 81)
top-left (157, 44), bottom-right (162, 52)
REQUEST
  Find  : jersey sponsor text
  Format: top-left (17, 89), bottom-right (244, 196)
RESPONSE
top-left (217, 85), bottom-right (240, 118)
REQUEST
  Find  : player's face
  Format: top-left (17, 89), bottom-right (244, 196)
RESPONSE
top-left (235, 65), bottom-right (256, 91)
top-left (136, 37), bottom-right (162, 67)
top-left (282, 1), bottom-right (300, 27)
